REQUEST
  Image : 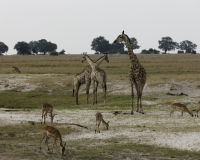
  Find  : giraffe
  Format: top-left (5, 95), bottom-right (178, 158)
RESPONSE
top-left (113, 31), bottom-right (146, 114)
top-left (73, 65), bottom-right (92, 105)
top-left (82, 53), bottom-right (109, 105)
top-left (73, 53), bottom-right (109, 105)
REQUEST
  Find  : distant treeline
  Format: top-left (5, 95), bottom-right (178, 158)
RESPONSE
top-left (0, 36), bottom-right (198, 55)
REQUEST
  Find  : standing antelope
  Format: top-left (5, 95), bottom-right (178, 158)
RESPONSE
top-left (12, 66), bottom-right (21, 73)
top-left (95, 112), bottom-right (109, 133)
top-left (40, 125), bottom-right (66, 155)
top-left (192, 101), bottom-right (200, 117)
top-left (42, 103), bottom-right (55, 124)
top-left (170, 103), bottom-right (193, 117)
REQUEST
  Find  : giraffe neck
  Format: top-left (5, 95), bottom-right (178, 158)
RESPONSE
top-left (124, 35), bottom-right (140, 67)
top-left (84, 55), bottom-right (96, 69)
top-left (95, 55), bottom-right (106, 66)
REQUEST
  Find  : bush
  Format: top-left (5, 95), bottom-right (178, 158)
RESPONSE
top-left (49, 51), bottom-right (58, 56)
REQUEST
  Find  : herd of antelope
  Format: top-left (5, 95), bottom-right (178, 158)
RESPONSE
top-left (39, 102), bottom-right (109, 155)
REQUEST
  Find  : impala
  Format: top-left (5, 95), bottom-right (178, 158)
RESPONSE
top-left (170, 103), bottom-right (193, 117)
top-left (95, 112), bottom-right (109, 133)
top-left (12, 66), bottom-right (21, 73)
top-left (42, 103), bottom-right (55, 124)
top-left (192, 101), bottom-right (200, 117)
top-left (40, 125), bottom-right (66, 155)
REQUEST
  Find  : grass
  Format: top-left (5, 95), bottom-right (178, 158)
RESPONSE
top-left (1, 123), bottom-right (200, 160)
top-left (1, 54), bottom-right (200, 159)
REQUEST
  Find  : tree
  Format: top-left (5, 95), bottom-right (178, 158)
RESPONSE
top-left (49, 51), bottom-right (58, 56)
top-left (158, 37), bottom-right (178, 54)
top-left (0, 42), bottom-right (8, 55)
top-left (130, 37), bottom-right (140, 50)
top-left (38, 39), bottom-right (57, 55)
top-left (59, 49), bottom-right (65, 55)
top-left (14, 41), bottom-right (31, 55)
top-left (141, 48), bottom-right (160, 54)
top-left (179, 40), bottom-right (197, 53)
top-left (29, 41), bottom-right (39, 54)
top-left (109, 43), bottom-right (125, 54)
top-left (91, 36), bottom-right (110, 54)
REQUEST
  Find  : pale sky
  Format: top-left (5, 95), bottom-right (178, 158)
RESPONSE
top-left (1, 0), bottom-right (200, 55)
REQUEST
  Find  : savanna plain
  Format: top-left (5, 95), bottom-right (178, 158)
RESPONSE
top-left (1, 54), bottom-right (200, 160)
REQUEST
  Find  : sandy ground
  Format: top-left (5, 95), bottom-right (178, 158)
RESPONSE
top-left (1, 74), bottom-right (200, 152)
top-left (1, 109), bottom-right (200, 152)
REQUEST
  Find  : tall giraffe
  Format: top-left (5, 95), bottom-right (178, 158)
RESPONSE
top-left (113, 31), bottom-right (146, 114)
top-left (73, 53), bottom-right (109, 105)
top-left (82, 53), bottom-right (109, 105)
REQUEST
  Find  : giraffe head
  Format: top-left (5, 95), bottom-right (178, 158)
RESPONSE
top-left (103, 53), bottom-right (109, 63)
top-left (113, 30), bottom-right (130, 44)
top-left (82, 52), bottom-right (88, 63)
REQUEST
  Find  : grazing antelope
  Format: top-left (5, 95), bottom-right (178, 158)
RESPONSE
top-left (95, 112), bottom-right (109, 133)
top-left (192, 101), bottom-right (200, 117)
top-left (40, 125), bottom-right (66, 155)
top-left (170, 103), bottom-right (193, 117)
top-left (12, 66), bottom-right (21, 73)
top-left (42, 103), bottom-right (55, 124)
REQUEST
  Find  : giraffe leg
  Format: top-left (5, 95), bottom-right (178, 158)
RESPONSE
top-left (95, 123), bottom-right (97, 133)
top-left (93, 80), bottom-right (96, 105)
top-left (75, 84), bottom-right (80, 105)
top-left (101, 83), bottom-right (106, 104)
top-left (134, 83), bottom-right (140, 113)
top-left (104, 84), bottom-right (107, 104)
top-left (95, 82), bottom-right (99, 104)
top-left (86, 80), bottom-right (91, 104)
top-left (42, 112), bottom-right (44, 123)
top-left (138, 89), bottom-right (144, 114)
top-left (130, 83), bottom-right (134, 115)
top-left (138, 82), bottom-right (145, 114)
top-left (104, 73), bottom-right (107, 104)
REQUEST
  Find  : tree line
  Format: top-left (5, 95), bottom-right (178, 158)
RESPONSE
top-left (91, 36), bottom-right (198, 54)
top-left (0, 36), bottom-right (198, 55)
top-left (0, 39), bottom-right (65, 55)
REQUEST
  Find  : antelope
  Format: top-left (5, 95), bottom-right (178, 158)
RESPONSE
top-left (192, 101), bottom-right (200, 117)
top-left (95, 112), bottom-right (109, 133)
top-left (42, 103), bottom-right (55, 124)
top-left (12, 66), bottom-right (21, 73)
top-left (170, 103), bottom-right (193, 117)
top-left (40, 125), bottom-right (66, 155)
